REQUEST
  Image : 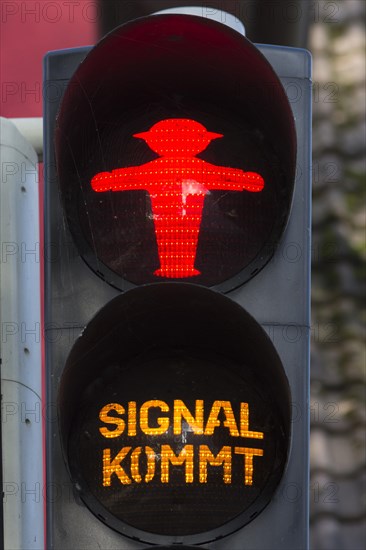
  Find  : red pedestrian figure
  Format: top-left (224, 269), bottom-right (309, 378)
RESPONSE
top-left (91, 119), bottom-right (264, 278)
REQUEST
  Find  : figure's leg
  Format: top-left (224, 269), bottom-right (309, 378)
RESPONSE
top-left (153, 217), bottom-right (201, 277)
top-left (150, 195), bottom-right (205, 278)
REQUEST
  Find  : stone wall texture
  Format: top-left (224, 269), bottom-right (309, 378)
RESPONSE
top-left (309, 1), bottom-right (365, 549)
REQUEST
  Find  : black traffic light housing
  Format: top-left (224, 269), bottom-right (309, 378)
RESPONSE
top-left (59, 283), bottom-right (291, 544)
top-left (55, 14), bottom-right (296, 290)
top-left (44, 13), bottom-right (311, 550)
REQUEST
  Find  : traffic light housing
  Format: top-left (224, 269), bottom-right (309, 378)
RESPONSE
top-left (44, 13), bottom-right (311, 550)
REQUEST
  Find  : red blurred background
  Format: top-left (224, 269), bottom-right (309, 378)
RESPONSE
top-left (0, 0), bottom-right (97, 117)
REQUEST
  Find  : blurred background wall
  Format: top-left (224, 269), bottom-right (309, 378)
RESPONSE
top-left (309, 2), bottom-right (365, 548)
top-left (1, 1), bottom-right (365, 548)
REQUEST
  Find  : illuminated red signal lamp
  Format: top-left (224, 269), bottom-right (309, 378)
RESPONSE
top-left (56, 13), bottom-right (296, 291)
top-left (91, 118), bottom-right (264, 279)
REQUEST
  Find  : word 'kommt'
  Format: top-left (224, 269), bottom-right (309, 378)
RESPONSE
top-left (99, 399), bottom-right (264, 487)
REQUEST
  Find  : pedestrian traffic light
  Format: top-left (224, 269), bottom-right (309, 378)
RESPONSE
top-left (44, 12), bottom-right (311, 550)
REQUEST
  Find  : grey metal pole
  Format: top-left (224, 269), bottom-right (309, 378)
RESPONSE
top-left (0, 118), bottom-right (44, 550)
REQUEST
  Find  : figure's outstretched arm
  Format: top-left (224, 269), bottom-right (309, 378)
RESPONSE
top-left (91, 168), bottom-right (143, 192)
top-left (207, 166), bottom-right (264, 193)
